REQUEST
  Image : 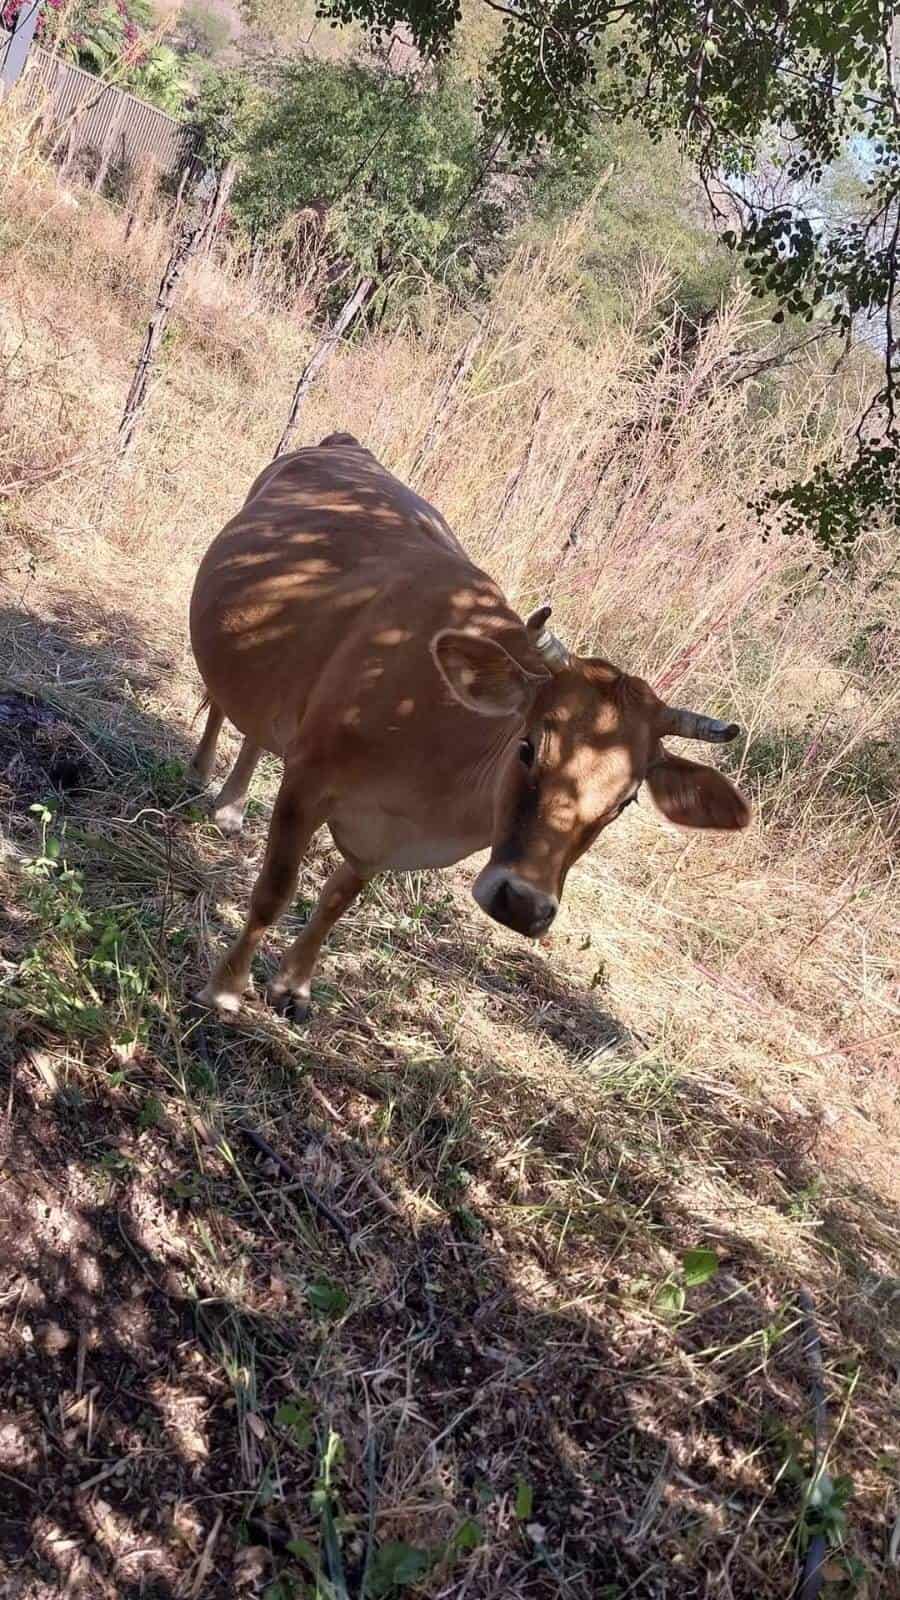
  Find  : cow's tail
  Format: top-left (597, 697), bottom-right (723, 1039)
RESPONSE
top-left (192, 690), bottom-right (211, 725)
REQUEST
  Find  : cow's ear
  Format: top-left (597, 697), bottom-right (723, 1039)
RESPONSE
top-left (645, 750), bottom-right (751, 830)
top-left (431, 630), bottom-right (546, 718)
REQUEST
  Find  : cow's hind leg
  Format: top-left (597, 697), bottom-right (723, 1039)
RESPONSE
top-left (190, 698), bottom-right (224, 785)
top-left (212, 736), bottom-right (262, 836)
top-left (269, 859), bottom-right (369, 1022)
top-left (199, 763), bottom-right (325, 1015)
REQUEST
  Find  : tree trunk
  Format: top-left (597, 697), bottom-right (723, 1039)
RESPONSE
top-left (410, 321), bottom-right (484, 481)
top-left (170, 159), bottom-right (194, 229)
top-left (492, 384), bottom-right (554, 535)
top-left (200, 158), bottom-right (236, 255)
top-left (274, 275), bottom-right (374, 459)
top-left (117, 164), bottom-right (235, 458)
top-left (92, 97), bottom-right (125, 194)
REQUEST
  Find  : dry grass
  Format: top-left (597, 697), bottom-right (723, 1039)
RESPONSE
top-left (1, 127), bottom-right (898, 1600)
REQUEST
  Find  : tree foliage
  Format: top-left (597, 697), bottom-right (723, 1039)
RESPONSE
top-left (225, 58), bottom-right (500, 298)
top-left (318, 0), bottom-right (900, 549)
top-left (178, 0), bottom-right (232, 59)
top-left (189, 64), bottom-right (262, 167)
top-left (3, 0), bottom-right (190, 112)
top-left (527, 115), bottom-right (731, 328)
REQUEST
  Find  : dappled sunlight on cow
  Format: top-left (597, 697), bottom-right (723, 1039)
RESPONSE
top-left (189, 434), bottom-right (749, 1018)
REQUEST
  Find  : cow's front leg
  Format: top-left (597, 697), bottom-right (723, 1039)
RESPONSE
top-left (199, 764), bottom-right (325, 1014)
top-left (269, 859), bottom-right (369, 1022)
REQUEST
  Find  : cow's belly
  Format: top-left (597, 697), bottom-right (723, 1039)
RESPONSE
top-left (327, 800), bottom-right (489, 874)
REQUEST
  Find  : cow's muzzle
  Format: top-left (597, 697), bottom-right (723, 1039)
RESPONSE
top-left (473, 867), bottom-right (558, 939)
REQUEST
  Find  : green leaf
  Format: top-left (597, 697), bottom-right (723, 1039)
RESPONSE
top-left (286, 1535), bottom-right (320, 1575)
top-left (318, 1490), bottom-right (350, 1599)
top-left (682, 1248), bottom-right (719, 1287)
top-left (808, 1470), bottom-right (834, 1509)
top-left (656, 1281), bottom-right (685, 1316)
top-left (275, 1397), bottom-right (315, 1449)
top-left (450, 1518), bottom-right (482, 1552)
top-left (307, 1278), bottom-right (349, 1317)
top-left (137, 1094), bottom-right (164, 1131)
top-left (366, 1540), bottom-right (431, 1596)
top-left (514, 1477), bottom-right (533, 1520)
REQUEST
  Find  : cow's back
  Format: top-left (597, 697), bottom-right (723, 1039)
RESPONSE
top-left (189, 436), bottom-right (491, 753)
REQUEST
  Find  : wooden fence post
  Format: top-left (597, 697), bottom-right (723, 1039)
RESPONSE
top-left (274, 275), bottom-right (374, 458)
top-left (92, 94), bottom-right (125, 192)
top-left (116, 163), bottom-right (235, 458)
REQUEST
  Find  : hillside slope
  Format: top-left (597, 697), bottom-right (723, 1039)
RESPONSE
top-left (1, 152), bottom-right (898, 1599)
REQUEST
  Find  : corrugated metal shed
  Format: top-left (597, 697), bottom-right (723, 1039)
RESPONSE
top-left (9, 40), bottom-right (195, 175)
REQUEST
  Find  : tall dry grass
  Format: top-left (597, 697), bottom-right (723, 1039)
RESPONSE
top-left (2, 142), bottom-right (897, 1113)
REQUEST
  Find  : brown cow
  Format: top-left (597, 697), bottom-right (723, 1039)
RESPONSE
top-left (190, 433), bottom-right (749, 1018)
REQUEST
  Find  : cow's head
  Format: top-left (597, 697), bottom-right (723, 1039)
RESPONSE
top-left (432, 607), bottom-right (750, 939)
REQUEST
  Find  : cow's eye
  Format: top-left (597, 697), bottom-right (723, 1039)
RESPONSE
top-left (519, 737), bottom-right (536, 768)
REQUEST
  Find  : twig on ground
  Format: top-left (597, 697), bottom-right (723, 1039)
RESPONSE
top-left (75, 1326), bottom-right (87, 1397)
top-left (76, 1457), bottom-right (128, 1493)
top-left (302, 1080), bottom-right (406, 1219)
top-left (186, 1508), bottom-right (223, 1599)
top-left (237, 1121), bottom-right (352, 1246)
top-left (339, 1140), bottom-right (407, 1222)
top-left (797, 1286), bottom-right (828, 1600)
top-left (306, 1080), bottom-right (345, 1123)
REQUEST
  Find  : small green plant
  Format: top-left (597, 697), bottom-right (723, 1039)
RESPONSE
top-left (144, 755), bottom-right (186, 804)
top-left (137, 1093), bottom-right (164, 1131)
top-left (514, 1476), bottom-right (534, 1520)
top-left (366, 1542), bottom-right (432, 1596)
top-left (655, 1247), bottom-right (719, 1317)
top-left (171, 1171), bottom-right (203, 1202)
top-left (95, 1147), bottom-right (137, 1188)
top-left (263, 1579), bottom-right (300, 1600)
top-left (23, 804), bottom-right (91, 936)
top-left (308, 1426), bottom-right (351, 1593)
top-left (773, 1423), bottom-right (858, 1573)
top-left (285, 1437), bottom-right (482, 1600)
top-left (16, 805), bottom-right (156, 1043)
top-left (450, 1204), bottom-right (483, 1240)
top-left (787, 1177), bottom-right (825, 1221)
top-left (306, 1279), bottom-right (349, 1318)
top-left (275, 1396), bottom-right (316, 1450)
top-left (362, 1519), bottom-right (482, 1597)
top-left (802, 1470), bottom-right (854, 1550)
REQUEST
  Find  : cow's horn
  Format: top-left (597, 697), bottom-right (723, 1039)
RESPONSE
top-left (525, 604), bottom-right (571, 673)
top-left (662, 706), bottom-right (740, 743)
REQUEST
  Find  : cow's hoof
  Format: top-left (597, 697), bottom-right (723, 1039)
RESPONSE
top-left (268, 984), bottom-right (311, 1024)
top-left (188, 762), bottom-right (215, 792)
top-left (196, 983), bottom-right (242, 1016)
top-left (212, 802), bottom-right (244, 836)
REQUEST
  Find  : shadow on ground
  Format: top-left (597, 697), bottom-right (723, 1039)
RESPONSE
top-left (0, 599), bottom-right (896, 1599)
